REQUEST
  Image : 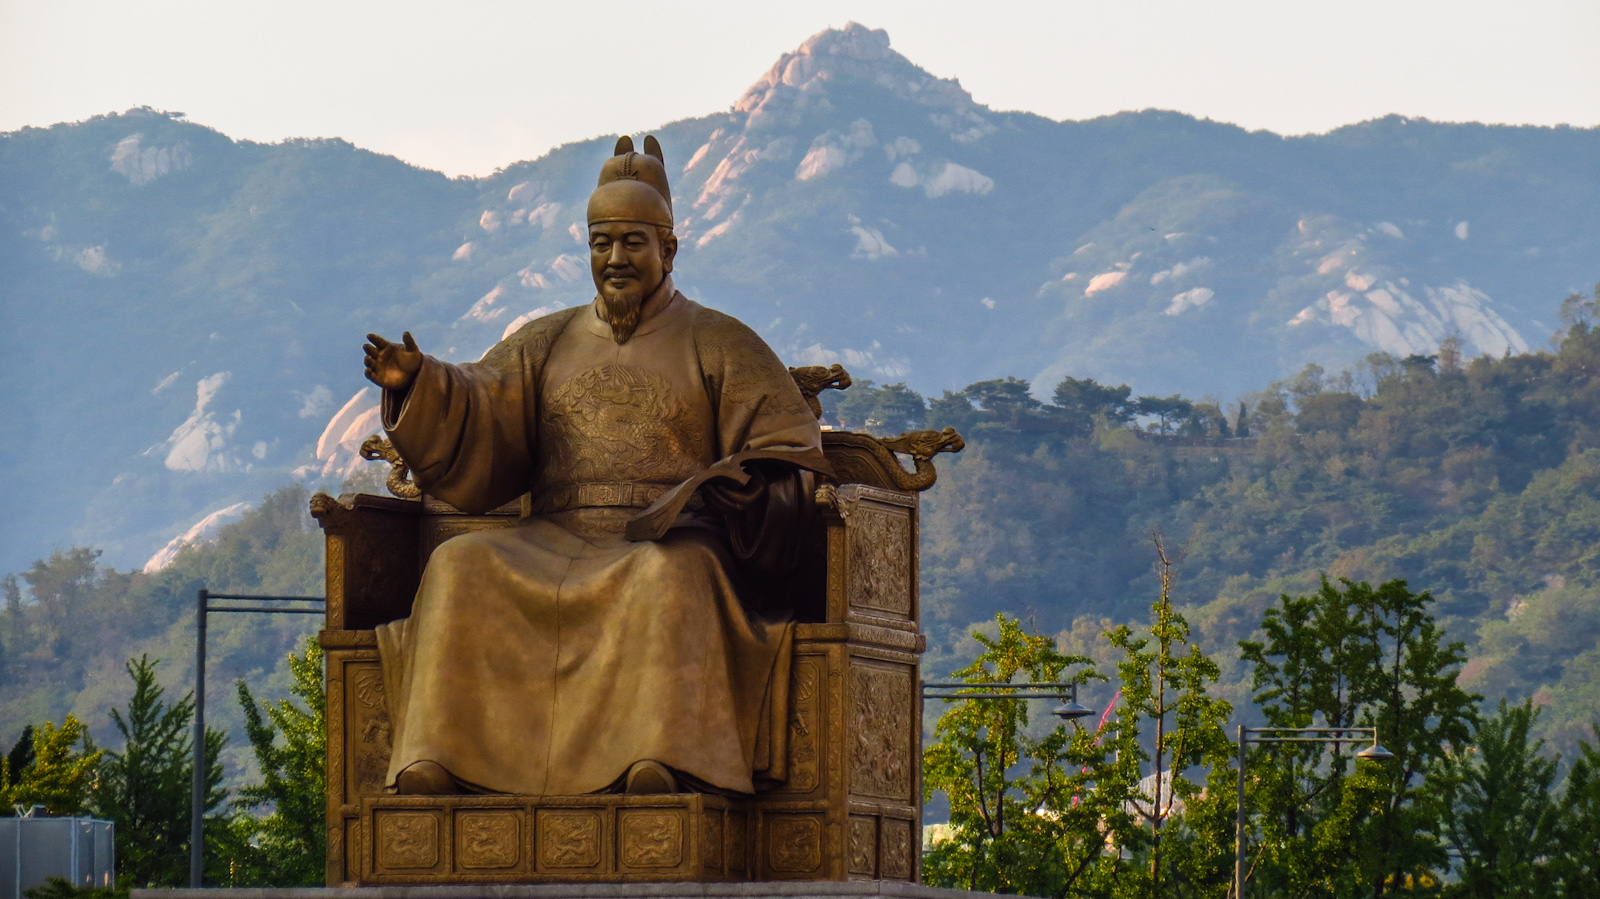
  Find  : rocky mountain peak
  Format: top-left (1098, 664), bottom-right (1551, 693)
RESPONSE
top-left (733, 23), bottom-right (981, 130)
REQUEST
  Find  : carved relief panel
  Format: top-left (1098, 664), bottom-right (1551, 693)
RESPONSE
top-left (455, 811), bottom-right (519, 870)
top-left (847, 816), bottom-right (877, 876)
top-left (766, 815), bottom-right (824, 876)
top-left (776, 655), bottom-right (822, 795)
top-left (344, 658), bottom-right (392, 800)
top-left (374, 810), bottom-right (442, 873)
top-left (880, 818), bottom-right (913, 881)
top-left (537, 809), bottom-right (604, 872)
top-left (618, 809), bottom-right (685, 869)
top-left (848, 663), bottom-right (914, 801)
top-left (845, 504), bottom-right (913, 619)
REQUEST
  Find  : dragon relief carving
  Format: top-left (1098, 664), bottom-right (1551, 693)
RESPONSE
top-left (620, 810), bottom-right (684, 868)
top-left (849, 666), bottom-right (912, 800)
top-left (376, 813), bottom-right (438, 869)
top-left (458, 812), bottom-right (519, 869)
top-left (767, 816), bottom-right (822, 873)
top-left (847, 506), bottom-right (912, 616)
top-left (847, 817), bottom-right (876, 875)
top-left (875, 427), bottom-right (966, 491)
top-left (787, 363), bottom-right (852, 419)
top-left (359, 436), bottom-right (421, 499)
top-left (350, 665), bottom-right (392, 794)
top-left (786, 659), bottom-right (821, 793)
top-left (539, 811), bottom-right (601, 868)
top-left (881, 818), bottom-right (913, 880)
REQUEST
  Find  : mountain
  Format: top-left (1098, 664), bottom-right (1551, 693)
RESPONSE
top-left (2, 22), bottom-right (1598, 575)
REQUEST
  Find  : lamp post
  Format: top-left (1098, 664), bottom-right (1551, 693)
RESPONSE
top-left (190, 588), bottom-right (324, 887)
top-left (920, 681), bottom-right (1094, 722)
top-left (1233, 726), bottom-right (1394, 899)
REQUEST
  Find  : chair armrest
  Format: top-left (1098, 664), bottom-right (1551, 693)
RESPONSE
top-left (310, 492), bottom-right (423, 631)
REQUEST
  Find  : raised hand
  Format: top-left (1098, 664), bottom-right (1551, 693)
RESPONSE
top-left (363, 331), bottom-right (424, 392)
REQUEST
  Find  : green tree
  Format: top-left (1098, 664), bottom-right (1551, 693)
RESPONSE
top-left (1100, 536), bottom-right (1234, 895)
top-left (1549, 726), bottom-right (1600, 898)
top-left (1052, 376), bottom-right (1134, 433)
top-left (1238, 578), bottom-right (1478, 896)
top-left (834, 379), bottom-right (927, 435)
top-left (0, 715), bottom-right (101, 815)
top-left (228, 636), bottom-right (327, 886)
top-left (1432, 698), bottom-right (1561, 898)
top-left (91, 656), bottom-right (228, 887)
top-left (1134, 394), bottom-right (1194, 434)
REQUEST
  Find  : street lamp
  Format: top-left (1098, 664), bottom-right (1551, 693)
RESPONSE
top-left (921, 681), bottom-right (1094, 721)
top-left (1233, 726), bottom-right (1394, 899)
top-left (190, 588), bottom-right (324, 887)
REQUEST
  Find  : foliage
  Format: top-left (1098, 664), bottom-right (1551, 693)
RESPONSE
top-left (921, 614), bottom-right (1105, 895)
top-left (1099, 537), bottom-right (1234, 894)
top-left (0, 485), bottom-right (323, 787)
top-left (225, 635), bottom-right (327, 886)
top-left (1550, 728), bottom-right (1600, 896)
top-left (1431, 699), bottom-right (1561, 898)
top-left (90, 656), bottom-right (228, 888)
top-left (23, 879), bottom-right (129, 899)
top-left (1237, 578), bottom-right (1478, 897)
top-left (0, 714), bottom-right (101, 815)
top-left (923, 542), bottom-right (1234, 897)
top-left (832, 378), bottom-right (927, 435)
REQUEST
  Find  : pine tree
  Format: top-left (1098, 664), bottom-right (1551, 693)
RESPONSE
top-left (91, 656), bottom-right (228, 887)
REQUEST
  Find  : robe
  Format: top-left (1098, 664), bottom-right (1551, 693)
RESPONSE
top-left (376, 276), bottom-right (827, 796)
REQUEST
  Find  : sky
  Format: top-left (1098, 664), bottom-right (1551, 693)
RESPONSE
top-left (2, 0), bottom-right (1597, 178)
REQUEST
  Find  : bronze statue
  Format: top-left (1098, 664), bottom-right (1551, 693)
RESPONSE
top-left (361, 135), bottom-right (828, 798)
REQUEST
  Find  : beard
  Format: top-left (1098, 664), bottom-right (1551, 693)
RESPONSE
top-left (597, 282), bottom-right (646, 345)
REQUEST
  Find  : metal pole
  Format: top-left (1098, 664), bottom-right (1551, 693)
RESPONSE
top-left (1235, 725), bottom-right (1246, 899)
top-left (190, 588), bottom-right (207, 888)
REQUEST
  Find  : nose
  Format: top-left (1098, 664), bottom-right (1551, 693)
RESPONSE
top-left (607, 241), bottom-right (628, 269)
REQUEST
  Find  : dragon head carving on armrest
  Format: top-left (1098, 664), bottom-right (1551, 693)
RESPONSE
top-left (788, 364), bottom-right (852, 419)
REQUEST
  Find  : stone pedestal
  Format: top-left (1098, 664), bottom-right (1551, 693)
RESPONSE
top-left (132, 882), bottom-right (1000, 899)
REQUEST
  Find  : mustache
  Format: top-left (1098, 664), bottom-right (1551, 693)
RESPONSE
top-left (603, 264), bottom-right (639, 279)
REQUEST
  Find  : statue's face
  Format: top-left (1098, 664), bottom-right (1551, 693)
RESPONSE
top-left (588, 221), bottom-right (676, 300)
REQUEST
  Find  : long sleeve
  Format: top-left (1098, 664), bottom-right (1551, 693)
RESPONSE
top-left (382, 308), bottom-right (579, 513)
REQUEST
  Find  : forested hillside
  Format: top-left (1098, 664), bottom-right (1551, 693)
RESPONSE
top-left (4, 292), bottom-right (1599, 764)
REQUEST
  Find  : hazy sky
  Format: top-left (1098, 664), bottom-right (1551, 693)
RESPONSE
top-left (3, 0), bottom-right (1597, 177)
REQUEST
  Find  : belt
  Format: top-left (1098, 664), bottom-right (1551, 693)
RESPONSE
top-left (531, 482), bottom-right (703, 515)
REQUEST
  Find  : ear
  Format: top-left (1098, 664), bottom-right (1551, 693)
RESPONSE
top-left (660, 232), bottom-right (678, 274)
top-left (614, 135), bottom-right (635, 155)
top-left (642, 135), bottom-right (664, 164)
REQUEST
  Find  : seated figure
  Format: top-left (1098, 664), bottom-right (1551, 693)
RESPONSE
top-left (361, 136), bottom-right (828, 798)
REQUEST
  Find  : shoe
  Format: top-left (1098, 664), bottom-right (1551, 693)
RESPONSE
top-left (396, 760), bottom-right (460, 795)
top-left (624, 760), bottom-right (679, 794)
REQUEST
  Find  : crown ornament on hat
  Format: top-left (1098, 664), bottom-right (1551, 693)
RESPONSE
top-left (587, 135), bottom-right (674, 229)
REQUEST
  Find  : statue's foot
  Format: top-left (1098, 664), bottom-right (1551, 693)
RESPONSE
top-left (396, 760), bottom-right (460, 795)
top-left (624, 760), bottom-right (679, 794)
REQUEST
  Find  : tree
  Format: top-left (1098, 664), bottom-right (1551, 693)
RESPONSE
top-left (834, 379), bottom-right (927, 435)
top-left (0, 715), bottom-right (101, 815)
top-left (1238, 578), bottom-right (1478, 896)
top-left (1100, 535), bottom-right (1234, 894)
top-left (922, 614), bottom-right (1104, 895)
top-left (1547, 726), bottom-right (1600, 898)
top-left (1052, 376), bottom-right (1134, 434)
top-left (1432, 698), bottom-right (1561, 898)
top-left (91, 656), bottom-right (228, 887)
top-left (228, 636), bottom-right (327, 886)
top-left (1133, 394), bottom-right (1193, 434)
top-left (923, 541), bottom-right (1235, 898)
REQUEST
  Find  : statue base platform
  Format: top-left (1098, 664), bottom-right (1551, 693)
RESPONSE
top-left (132, 884), bottom-right (991, 899)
